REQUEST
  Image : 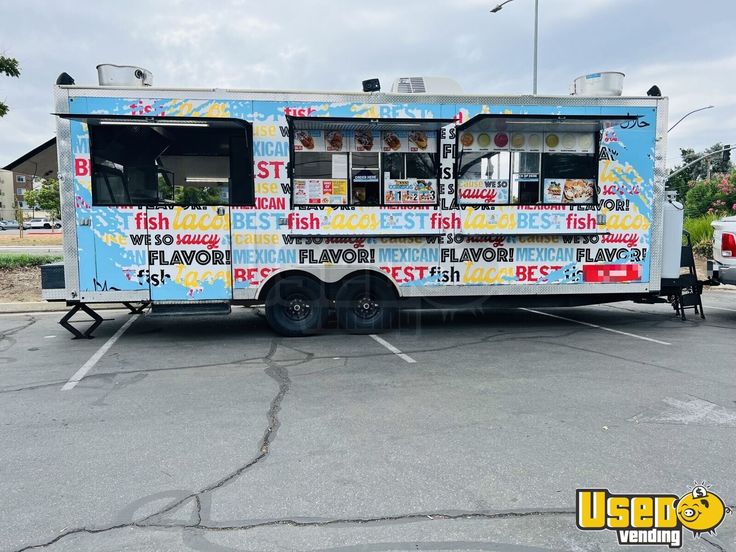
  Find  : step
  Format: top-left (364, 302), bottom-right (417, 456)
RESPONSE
top-left (679, 293), bottom-right (701, 308)
top-left (148, 302), bottom-right (232, 317)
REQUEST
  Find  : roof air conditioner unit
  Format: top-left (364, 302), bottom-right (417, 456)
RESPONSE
top-left (390, 76), bottom-right (463, 95)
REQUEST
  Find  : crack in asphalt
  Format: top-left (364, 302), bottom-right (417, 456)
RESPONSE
top-left (4, 312), bottom-right (733, 395)
top-left (0, 315), bottom-right (37, 353)
top-left (10, 338), bottom-right (298, 552)
top-left (8, 333), bottom-right (577, 552)
top-left (0, 328), bottom-right (575, 395)
top-left (13, 506), bottom-right (736, 552)
top-left (6, 309), bottom-right (736, 551)
top-left (169, 508), bottom-right (578, 531)
top-left (702, 535), bottom-right (729, 552)
top-left (11, 509), bottom-right (577, 552)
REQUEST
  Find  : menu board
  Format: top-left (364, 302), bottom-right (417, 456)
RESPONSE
top-left (381, 131), bottom-right (408, 153)
top-left (294, 129), bottom-right (438, 153)
top-left (543, 133), bottom-right (596, 153)
top-left (459, 131), bottom-right (596, 154)
top-left (457, 179), bottom-right (510, 205)
top-left (294, 130), bottom-right (324, 152)
top-left (294, 179), bottom-right (348, 205)
top-left (458, 131), bottom-right (511, 152)
top-left (384, 178), bottom-right (437, 205)
top-left (352, 129), bottom-right (379, 152)
top-left (293, 130), bottom-right (346, 152)
top-left (543, 178), bottom-right (595, 204)
top-left (407, 131), bottom-right (436, 153)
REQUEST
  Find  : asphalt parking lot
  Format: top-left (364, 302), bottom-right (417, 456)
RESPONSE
top-left (2, 291), bottom-right (736, 552)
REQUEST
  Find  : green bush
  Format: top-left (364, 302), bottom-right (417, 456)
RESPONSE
top-left (683, 214), bottom-right (719, 258)
top-left (692, 238), bottom-right (713, 259)
top-left (684, 181), bottom-right (720, 218)
top-left (684, 213), bottom-right (718, 243)
top-left (683, 172), bottom-right (736, 218)
top-left (0, 254), bottom-right (62, 269)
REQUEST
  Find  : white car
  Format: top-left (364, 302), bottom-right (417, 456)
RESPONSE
top-left (708, 215), bottom-right (736, 285)
top-left (0, 220), bottom-right (21, 230)
top-left (25, 218), bottom-right (61, 230)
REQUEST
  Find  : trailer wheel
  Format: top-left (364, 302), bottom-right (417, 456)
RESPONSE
top-left (335, 276), bottom-right (397, 333)
top-left (265, 277), bottom-right (327, 337)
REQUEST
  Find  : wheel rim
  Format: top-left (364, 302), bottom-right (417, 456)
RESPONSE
top-left (283, 293), bottom-right (312, 322)
top-left (351, 293), bottom-right (380, 320)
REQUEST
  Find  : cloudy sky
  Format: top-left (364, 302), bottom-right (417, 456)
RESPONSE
top-left (1, 0), bottom-right (735, 168)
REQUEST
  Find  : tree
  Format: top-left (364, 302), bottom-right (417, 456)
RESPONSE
top-left (14, 200), bottom-right (25, 238)
top-left (0, 55), bottom-right (21, 117)
top-left (668, 143), bottom-right (733, 202)
top-left (25, 178), bottom-right (61, 221)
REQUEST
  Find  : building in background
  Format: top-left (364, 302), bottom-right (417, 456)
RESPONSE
top-left (0, 168), bottom-right (41, 220)
top-left (1, 137), bottom-right (57, 221)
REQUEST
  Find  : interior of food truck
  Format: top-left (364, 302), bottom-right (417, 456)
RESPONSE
top-left (58, 115), bottom-right (255, 207)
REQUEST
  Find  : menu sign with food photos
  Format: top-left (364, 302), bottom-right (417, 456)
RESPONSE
top-left (384, 178), bottom-right (437, 205)
top-left (294, 179), bottom-right (348, 205)
top-left (407, 131), bottom-right (436, 152)
top-left (293, 130), bottom-right (345, 152)
top-left (458, 131), bottom-right (511, 152)
top-left (295, 129), bottom-right (438, 153)
top-left (382, 131), bottom-right (408, 153)
top-left (352, 130), bottom-right (379, 152)
top-left (294, 130), bottom-right (323, 152)
top-left (543, 133), bottom-right (595, 153)
top-left (324, 130), bottom-right (345, 151)
top-left (543, 178), bottom-right (595, 204)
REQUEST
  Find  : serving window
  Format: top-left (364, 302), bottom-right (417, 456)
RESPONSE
top-left (455, 114), bottom-right (636, 206)
top-left (79, 117), bottom-right (254, 207)
top-left (289, 117), bottom-right (450, 207)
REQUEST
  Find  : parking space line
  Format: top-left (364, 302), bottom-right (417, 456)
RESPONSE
top-left (369, 334), bottom-right (416, 363)
top-left (519, 308), bottom-right (671, 346)
top-left (704, 305), bottom-right (736, 313)
top-left (61, 314), bottom-right (140, 391)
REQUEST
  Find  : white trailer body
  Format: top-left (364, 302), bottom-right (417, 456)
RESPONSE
top-left (45, 77), bottom-right (678, 335)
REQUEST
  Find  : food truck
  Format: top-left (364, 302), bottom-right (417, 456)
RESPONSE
top-left (43, 66), bottom-right (687, 337)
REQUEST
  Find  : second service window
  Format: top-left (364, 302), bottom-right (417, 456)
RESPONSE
top-left (290, 118), bottom-right (447, 207)
top-left (455, 115), bottom-right (607, 206)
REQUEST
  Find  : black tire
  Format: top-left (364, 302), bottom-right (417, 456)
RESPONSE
top-left (265, 277), bottom-right (327, 337)
top-left (54, 223), bottom-right (61, 229)
top-left (335, 276), bottom-right (397, 334)
top-left (43, 223), bottom-right (51, 229)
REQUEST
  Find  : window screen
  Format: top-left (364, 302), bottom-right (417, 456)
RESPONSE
top-left (88, 121), bottom-right (253, 206)
top-left (290, 122), bottom-right (441, 207)
top-left (456, 122), bottom-right (599, 205)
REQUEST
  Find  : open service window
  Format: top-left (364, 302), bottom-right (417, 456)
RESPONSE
top-left (289, 117), bottom-right (451, 207)
top-left (59, 115), bottom-right (254, 206)
top-left (455, 114), bottom-right (637, 206)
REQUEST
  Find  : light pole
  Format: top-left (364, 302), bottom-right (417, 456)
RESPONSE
top-left (667, 105), bottom-right (715, 133)
top-left (491, 0), bottom-right (539, 95)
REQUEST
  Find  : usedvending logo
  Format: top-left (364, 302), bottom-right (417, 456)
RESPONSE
top-left (576, 484), bottom-right (730, 548)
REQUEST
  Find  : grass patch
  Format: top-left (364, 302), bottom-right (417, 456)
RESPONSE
top-left (0, 254), bottom-right (62, 269)
top-left (0, 234), bottom-right (63, 246)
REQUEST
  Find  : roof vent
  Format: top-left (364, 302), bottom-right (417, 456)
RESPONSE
top-left (390, 76), bottom-right (463, 94)
top-left (96, 64), bottom-right (153, 87)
